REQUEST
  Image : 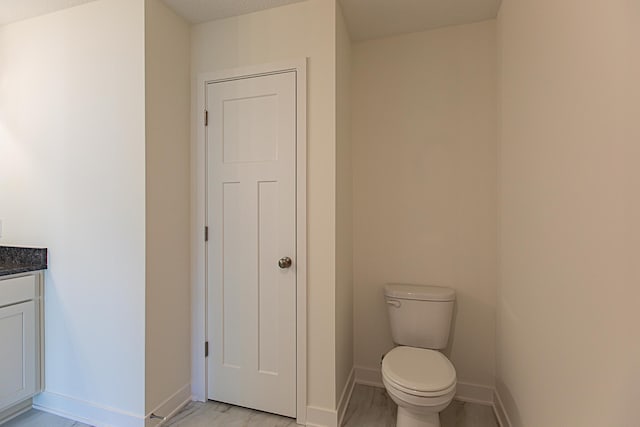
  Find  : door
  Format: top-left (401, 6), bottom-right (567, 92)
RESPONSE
top-left (0, 301), bottom-right (36, 411)
top-left (206, 71), bottom-right (297, 417)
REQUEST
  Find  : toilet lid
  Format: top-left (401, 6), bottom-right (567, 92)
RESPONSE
top-left (382, 346), bottom-right (456, 393)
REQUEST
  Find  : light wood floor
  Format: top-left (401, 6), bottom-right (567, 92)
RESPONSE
top-left (3, 385), bottom-right (498, 427)
top-left (2, 409), bottom-right (89, 427)
top-left (342, 384), bottom-right (498, 427)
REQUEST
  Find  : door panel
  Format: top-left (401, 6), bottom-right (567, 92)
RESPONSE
top-left (0, 301), bottom-right (36, 410)
top-left (207, 72), bottom-right (296, 417)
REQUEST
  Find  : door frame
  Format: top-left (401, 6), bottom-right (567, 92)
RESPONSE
top-left (192, 59), bottom-right (308, 424)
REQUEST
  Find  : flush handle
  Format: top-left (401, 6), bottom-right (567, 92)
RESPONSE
top-left (386, 300), bottom-right (402, 308)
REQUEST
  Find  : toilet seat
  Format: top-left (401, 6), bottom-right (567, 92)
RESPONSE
top-left (382, 346), bottom-right (456, 397)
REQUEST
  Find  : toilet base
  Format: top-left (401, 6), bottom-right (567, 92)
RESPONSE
top-left (397, 406), bottom-right (440, 427)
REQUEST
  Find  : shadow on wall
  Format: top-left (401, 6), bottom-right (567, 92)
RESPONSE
top-left (496, 379), bottom-right (522, 427)
top-left (441, 290), bottom-right (495, 386)
top-left (442, 299), bottom-right (457, 359)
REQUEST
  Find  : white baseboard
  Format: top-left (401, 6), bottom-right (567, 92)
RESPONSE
top-left (337, 368), bottom-right (355, 427)
top-left (0, 398), bottom-right (32, 425)
top-left (354, 366), bottom-right (494, 406)
top-left (34, 391), bottom-right (145, 427)
top-left (306, 405), bottom-right (338, 427)
top-left (492, 389), bottom-right (512, 427)
top-left (354, 366), bottom-right (383, 388)
top-left (455, 382), bottom-right (494, 405)
top-left (306, 368), bottom-right (355, 427)
top-left (145, 384), bottom-right (192, 427)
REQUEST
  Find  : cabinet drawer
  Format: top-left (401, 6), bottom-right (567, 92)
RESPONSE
top-left (0, 275), bottom-right (36, 307)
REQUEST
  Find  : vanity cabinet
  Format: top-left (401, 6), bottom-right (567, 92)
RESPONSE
top-left (0, 273), bottom-right (43, 412)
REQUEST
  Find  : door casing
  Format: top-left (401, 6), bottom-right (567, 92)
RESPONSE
top-left (191, 59), bottom-right (307, 424)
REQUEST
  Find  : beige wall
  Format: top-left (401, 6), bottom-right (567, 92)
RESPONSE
top-left (334, 1), bottom-right (353, 405)
top-left (190, 0), bottom-right (339, 410)
top-left (144, 0), bottom-right (191, 414)
top-left (497, 0), bottom-right (640, 425)
top-left (352, 21), bottom-right (497, 388)
top-left (0, 0), bottom-right (147, 417)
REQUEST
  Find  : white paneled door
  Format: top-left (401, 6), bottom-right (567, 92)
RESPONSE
top-left (206, 72), bottom-right (297, 417)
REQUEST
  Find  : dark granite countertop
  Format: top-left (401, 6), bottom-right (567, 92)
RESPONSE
top-left (0, 246), bottom-right (48, 277)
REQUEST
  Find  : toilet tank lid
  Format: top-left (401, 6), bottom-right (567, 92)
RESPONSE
top-left (384, 283), bottom-right (455, 301)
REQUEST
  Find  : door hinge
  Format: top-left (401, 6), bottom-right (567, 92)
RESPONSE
top-left (204, 110), bottom-right (208, 127)
top-left (205, 226), bottom-right (209, 242)
top-left (205, 341), bottom-right (209, 358)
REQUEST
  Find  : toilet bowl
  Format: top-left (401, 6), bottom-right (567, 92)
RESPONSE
top-left (382, 346), bottom-right (456, 427)
top-left (382, 284), bottom-right (457, 427)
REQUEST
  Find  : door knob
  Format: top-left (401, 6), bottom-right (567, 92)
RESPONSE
top-left (278, 257), bottom-right (293, 269)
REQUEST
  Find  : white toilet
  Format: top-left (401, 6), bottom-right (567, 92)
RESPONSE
top-left (382, 283), bottom-right (456, 427)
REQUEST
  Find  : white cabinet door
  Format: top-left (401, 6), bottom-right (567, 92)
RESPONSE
top-left (0, 301), bottom-right (36, 411)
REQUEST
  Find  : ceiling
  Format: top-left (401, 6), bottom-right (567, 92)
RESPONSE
top-left (0, 0), bottom-right (97, 26)
top-left (0, 0), bottom-right (306, 27)
top-left (162, 0), bottom-right (306, 24)
top-left (1, 0), bottom-right (501, 42)
top-left (161, 0), bottom-right (501, 40)
top-left (340, 0), bottom-right (501, 41)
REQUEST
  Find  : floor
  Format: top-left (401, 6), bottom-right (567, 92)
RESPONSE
top-left (341, 385), bottom-right (498, 427)
top-left (3, 385), bottom-right (498, 427)
top-left (2, 409), bottom-right (89, 427)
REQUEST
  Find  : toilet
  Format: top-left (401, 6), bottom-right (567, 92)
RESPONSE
top-left (382, 283), bottom-right (456, 427)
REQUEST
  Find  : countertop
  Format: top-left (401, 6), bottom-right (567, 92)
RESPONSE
top-left (0, 246), bottom-right (48, 277)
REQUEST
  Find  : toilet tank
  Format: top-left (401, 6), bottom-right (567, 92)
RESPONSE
top-left (384, 283), bottom-right (455, 349)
